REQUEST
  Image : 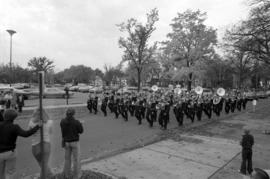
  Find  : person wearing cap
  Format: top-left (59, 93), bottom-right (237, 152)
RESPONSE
top-left (0, 109), bottom-right (40, 179)
top-left (60, 108), bottom-right (83, 179)
top-left (240, 129), bottom-right (254, 175)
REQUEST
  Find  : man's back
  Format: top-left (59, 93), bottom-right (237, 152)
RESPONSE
top-left (241, 133), bottom-right (254, 150)
top-left (60, 117), bottom-right (83, 143)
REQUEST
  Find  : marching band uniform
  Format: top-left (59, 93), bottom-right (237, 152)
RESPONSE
top-left (93, 96), bottom-right (98, 114)
top-left (87, 96), bottom-right (93, 113)
top-left (242, 96), bottom-right (248, 110)
top-left (225, 97), bottom-right (231, 114)
top-left (174, 101), bottom-right (184, 126)
top-left (231, 97), bottom-right (236, 113)
top-left (120, 99), bottom-right (129, 121)
top-left (188, 101), bottom-right (195, 123)
top-left (114, 98), bottom-right (120, 119)
top-left (108, 95), bottom-right (114, 113)
top-left (135, 101), bottom-right (143, 125)
top-left (146, 101), bottom-right (153, 127)
top-left (237, 97), bottom-right (242, 111)
top-left (158, 102), bottom-right (170, 130)
top-left (195, 101), bottom-right (203, 121)
top-left (101, 95), bottom-right (108, 116)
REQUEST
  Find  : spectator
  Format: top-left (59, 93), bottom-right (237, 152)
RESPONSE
top-left (240, 129), bottom-right (254, 175)
top-left (28, 108), bottom-right (53, 178)
top-left (16, 95), bottom-right (24, 113)
top-left (0, 109), bottom-right (40, 179)
top-left (60, 108), bottom-right (83, 179)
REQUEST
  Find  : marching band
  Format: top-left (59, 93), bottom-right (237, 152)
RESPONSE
top-left (86, 85), bottom-right (251, 130)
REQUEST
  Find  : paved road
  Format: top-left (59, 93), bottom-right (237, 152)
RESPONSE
top-left (15, 99), bottom-right (256, 177)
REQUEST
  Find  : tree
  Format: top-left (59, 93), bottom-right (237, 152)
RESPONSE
top-left (103, 64), bottom-right (124, 86)
top-left (28, 57), bottom-right (54, 73)
top-left (0, 63), bottom-right (32, 83)
top-left (163, 10), bottom-right (217, 90)
top-left (227, 0), bottom-right (270, 65)
top-left (117, 8), bottom-right (159, 91)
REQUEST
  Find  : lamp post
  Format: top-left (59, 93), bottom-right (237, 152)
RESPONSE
top-left (6, 29), bottom-right (16, 87)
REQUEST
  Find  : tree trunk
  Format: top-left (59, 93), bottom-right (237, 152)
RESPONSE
top-left (137, 68), bottom-right (141, 92)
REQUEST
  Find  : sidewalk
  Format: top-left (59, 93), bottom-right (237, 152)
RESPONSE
top-left (82, 135), bottom-right (241, 179)
top-left (23, 103), bottom-right (85, 111)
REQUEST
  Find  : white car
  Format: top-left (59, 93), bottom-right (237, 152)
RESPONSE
top-left (26, 88), bottom-right (74, 98)
top-left (78, 85), bottom-right (94, 93)
top-left (89, 86), bottom-right (103, 93)
top-left (117, 86), bottom-right (137, 94)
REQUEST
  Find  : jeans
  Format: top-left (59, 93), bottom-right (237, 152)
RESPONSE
top-left (32, 142), bottom-right (53, 178)
top-left (63, 141), bottom-right (81, 179)
top-left (0, 150), bottom-right (17, 179)
top-left (240, 149), bottom-right (253, 174)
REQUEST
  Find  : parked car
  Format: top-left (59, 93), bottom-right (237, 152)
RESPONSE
top-left (12, 83), bottom-right (31, 89)
top-left (70, 83), bottom-right (89, 92)
top-left (117, 86), bottom-right (137, 94)
top-left (26, 87), bottom-right (74, 98)
top-left (256, 91), bottom-right (268, 99)
top-left (89, 86), bottom-right (103, 93)
top-left (78, 85), bottom-right (94, 93)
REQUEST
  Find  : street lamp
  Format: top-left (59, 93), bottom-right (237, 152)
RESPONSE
top-left (6, 29), bottom-right (16, 87)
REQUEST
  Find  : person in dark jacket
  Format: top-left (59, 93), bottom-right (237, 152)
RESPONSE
top-left (240, 129), bottom-right (254, 175)
top-left (0, 109), bottom-right (39, 179)
top-left (60, 108), bottom-right (83, 179)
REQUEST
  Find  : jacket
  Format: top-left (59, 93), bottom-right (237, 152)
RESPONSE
top-left (60, 116), bottom-right (83, 143)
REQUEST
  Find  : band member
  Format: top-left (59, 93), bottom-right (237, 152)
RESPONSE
top-left (237, 96), bottom-right (242, 111)
top-left (146, 100), bottom-right (153, 127)
top-left (93, 96), bottom-right (98, 114)
top-left (242, 95), bottom-right (248, 110)
top-left (225, 96), bottom-right (231, 114)
top-left (158, 101), bottom-right (170, 130)
top-left (87, 95), bottom-right (93, 113)
top-left (174, 100), bottom-right (184, 126)
top-left (231, 97), bottom-right (237, 113)
top-left (113, 96), bottom-right (120, 119)
top-left (108, 95), bottom-right (114, 113)
top-left (120, 98), bottom-right (129, 121)
top-left (195, 99), bottom-right (203, 121)
top-left (188, 100), bottom-right (195, 123)
top-left (135, 100), bottom-right (143, 125)
top-left (101, 95), bottom-right (108, 117)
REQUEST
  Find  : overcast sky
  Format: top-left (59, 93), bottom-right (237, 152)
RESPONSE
top-left (0, 0), bottom-right (250, 72)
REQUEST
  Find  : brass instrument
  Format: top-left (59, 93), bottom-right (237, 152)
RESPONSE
top-left (195, 86), bottom-right (203, 95)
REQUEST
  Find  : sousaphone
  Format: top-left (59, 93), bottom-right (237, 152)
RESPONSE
top-left (217, 88), bottom-right (225, 97)
top-left (174, 88), bottom-right (182, 95)
top-left (213, 96), bottom-right (221, 105)
top-left (151, 85), bottom-right (159, 92)
top-left (195, 86), bottom-right (203, 95)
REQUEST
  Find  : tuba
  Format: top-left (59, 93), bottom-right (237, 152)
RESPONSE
top-left (174, 87), bottom-right (182, 95)
top-left (217, 88), bottom-right (225, 97)
top-left (213, 96), bottom-right (221, 105)
top-left (195, 86), bottom-right (203, 95)
top-left (151, 85), bottom-right (159, 92)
